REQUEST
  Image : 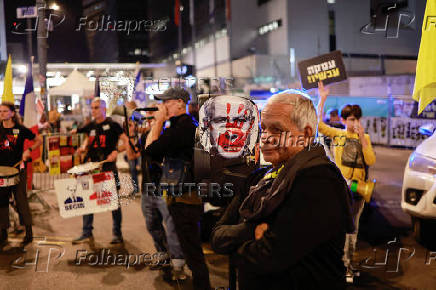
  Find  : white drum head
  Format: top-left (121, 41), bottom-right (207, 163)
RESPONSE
top-left (67, 162), bottom-right (101, 175)
top-left (0, 166), bottom-right (19, 178)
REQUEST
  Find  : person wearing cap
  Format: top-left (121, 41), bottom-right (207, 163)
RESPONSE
top-left (143, 87), bottom-right (211, 289)
top-left (126, 101), bottom-right (187, 281)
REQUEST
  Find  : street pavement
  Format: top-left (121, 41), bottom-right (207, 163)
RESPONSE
top-left (1, 146), bottom-right (436, 289)
top-left (349, 146), bottom-right (436, 289)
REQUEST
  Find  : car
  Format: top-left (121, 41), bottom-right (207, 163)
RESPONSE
top-left (401, 124), bottom-right (436, 243)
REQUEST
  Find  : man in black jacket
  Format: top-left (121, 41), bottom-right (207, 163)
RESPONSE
top-left (145, 88), bottom-right (211, 290)
top-left (211, 90), bottom-right (354, 289)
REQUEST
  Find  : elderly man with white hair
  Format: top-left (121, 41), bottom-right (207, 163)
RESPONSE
top-left (211, 90), bottom-right (354, 289)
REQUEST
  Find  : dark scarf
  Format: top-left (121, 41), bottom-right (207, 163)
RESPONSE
top-left (239, 145), bottom-right (355, 233)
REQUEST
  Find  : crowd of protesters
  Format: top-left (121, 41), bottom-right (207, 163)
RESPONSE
top-left (0, 79), bottom-right (377, 289)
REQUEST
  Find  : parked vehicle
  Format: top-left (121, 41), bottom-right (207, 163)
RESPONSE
top-left (401, 124), bottom-right (436, 242)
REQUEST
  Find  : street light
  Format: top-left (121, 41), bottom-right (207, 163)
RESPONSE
top-left (17, 65), bottom-right (27, 74)
top-left (49, 3), bottom-right (60, 10)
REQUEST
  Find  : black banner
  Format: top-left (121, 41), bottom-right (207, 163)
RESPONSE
top-left (297, 50), bottom-right (347, 90)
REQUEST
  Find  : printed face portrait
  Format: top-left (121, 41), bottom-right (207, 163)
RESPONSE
top-left (199, 95), bottom-right (259, 159)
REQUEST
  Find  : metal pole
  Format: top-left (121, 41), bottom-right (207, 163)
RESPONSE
top-left (178, 6), bottom-right (183, 63)
top-left (37, 0), bottom-right (48, 112)
top-left (212, 23), bottom-right (217, 78)
top-left (0, 0), bottom-right (7, 61)
top-left (387, 82), bottom-right (392, 146)
top-left (189, 0), bottom-right (197, 74)
top-left (189, 0), bottom-right (197, 103)
top-left (26, 18), bottom-right (33, 59)
top-left (227, 21), bottom-right (232, 79)
top-left (209, 0), bottom-right (217, 78)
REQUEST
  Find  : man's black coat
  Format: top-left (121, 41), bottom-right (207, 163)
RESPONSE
top-left (211, 163), bottom-right (349, 289)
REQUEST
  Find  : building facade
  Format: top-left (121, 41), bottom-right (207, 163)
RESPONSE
top-left (0, 0), bottom-right (7, 62)
top-left (150, 0), bottom-right (426, 90)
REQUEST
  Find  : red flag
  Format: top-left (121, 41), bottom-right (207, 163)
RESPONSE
top-left (175, 0), bottom-right (181, 26)
top-left (226, 0), bottom-right (231, 21)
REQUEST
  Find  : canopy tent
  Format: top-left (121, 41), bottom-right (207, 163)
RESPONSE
top-left (49, 69), bottom-right (95, 97)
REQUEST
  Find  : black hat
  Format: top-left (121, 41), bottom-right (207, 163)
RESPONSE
top-left (155, 87), bottom-right (190, 103)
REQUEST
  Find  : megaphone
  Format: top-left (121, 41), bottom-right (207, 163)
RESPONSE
top-left (349, 179), bottom-right (376, 203)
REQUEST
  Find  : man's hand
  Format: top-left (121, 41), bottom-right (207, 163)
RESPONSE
top-left (127, 120), bottom-right (136, 136)
top-left (318, 81), bottom-right (330, 102)
top-left (355, 120), bottom-right (365, 137)
top-left (76, 146), bottom-right (86, 155)
top-left (104, 150), bottom-right (118, 163)
top-left (120, 133), bottom-right (129, 144)
top-left (355, 120), bottom-right (369, 148)
top-left (71, 128), bottom-right (77, 134)
top-left (154, 103), bottom-right (167, 123)
top-left (255, 223), bottom-right (268, 240)
top-left (317, 81), bottom-right (330, 120)
top-left (22, 149), bottom-right (31, 162)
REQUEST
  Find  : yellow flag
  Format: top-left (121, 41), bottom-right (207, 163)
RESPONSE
top-left (413, 1), bottom-right (436, 114)
top-left (1, 54), bottom-right (14, 103)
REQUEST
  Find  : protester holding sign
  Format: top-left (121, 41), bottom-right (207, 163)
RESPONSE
top-left (317, 81), bottom-right (376, 281)
top-left (0, 102), bottom-right (42, 248)
top-left (72, 98), bottom-right (128, 245)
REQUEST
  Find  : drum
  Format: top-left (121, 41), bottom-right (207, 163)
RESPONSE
top-left (0, 166), bottom-right (20, 187)
top-left (67, 162), bottom-right (101, 176)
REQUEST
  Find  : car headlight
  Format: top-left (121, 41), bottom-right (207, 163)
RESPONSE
top-left (409, 152), bottom-right (436, 174)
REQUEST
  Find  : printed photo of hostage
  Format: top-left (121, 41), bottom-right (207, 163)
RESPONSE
top-left (195, 94), bottom-right (260, 252)
top-left (198, 95), bottom-right (259, 159)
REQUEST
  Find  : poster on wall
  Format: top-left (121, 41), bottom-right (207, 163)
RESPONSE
top-left (48, 136), bottom-right (60, 175)
top-left (393, 99), bottom-right (415, 118)
top-left (298, 50), bottom-right (347, 90)
top-left (361, 116), bottom-right (389, 145)
top-left (411, 99), bottom-right (436, 119)
top-left (389, 117), bottom-right (436, 147)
